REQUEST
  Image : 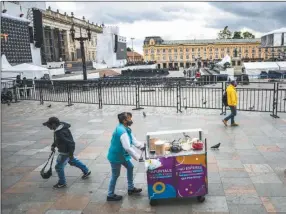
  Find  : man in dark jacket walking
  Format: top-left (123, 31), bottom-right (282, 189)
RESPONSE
top-left (43, 117), bottom-right (91, 188)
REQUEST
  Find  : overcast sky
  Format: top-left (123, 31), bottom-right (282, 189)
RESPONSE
top-left (46, 2), bottom-right (286, 54)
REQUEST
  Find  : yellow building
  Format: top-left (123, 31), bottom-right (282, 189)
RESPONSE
top-left (143, 36), bottom-right (280, 69)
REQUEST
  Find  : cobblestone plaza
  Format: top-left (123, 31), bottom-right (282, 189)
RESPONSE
top-left (1, 101), bottom-right (286, 213)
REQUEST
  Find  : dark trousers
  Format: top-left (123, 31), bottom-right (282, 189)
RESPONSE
top-left (224, 106), bottom-right (237, 124)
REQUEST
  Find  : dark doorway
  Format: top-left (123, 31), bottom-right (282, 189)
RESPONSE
top-left (180, 63), bottom-right (184, 68)
top-left (157, 64), bottom-right (161, 69)
top-left (163, 63), bottom-right (167, 68)
top-left (186, 62), bottom-right (190, 68)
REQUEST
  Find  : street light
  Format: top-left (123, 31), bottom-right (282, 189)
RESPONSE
top-left (131, 37), bottom-right (135, 63)
top-left (70, 13), bottom-right (91, 80)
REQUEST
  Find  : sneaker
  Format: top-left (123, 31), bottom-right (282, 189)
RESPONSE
top-left (53, 183), bottom-right (67, 189)
top-left (128, 187), bottom-right (142, 195)
top-left (107, 194), bottom-right (123, 201)
top-left (82, 171), bottom-right (91, 179)
top-left (231, 123), bottom-right (239, 127)
top-left (222, 120), bottom-right (228, 126)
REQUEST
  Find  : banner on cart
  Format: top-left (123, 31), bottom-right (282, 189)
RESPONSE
top-left (147, 157), bottom-right (176, 199)
top-left (147, 154), bottom-right (207, 200)
top-left (175, 154), bottom-right (207, 197)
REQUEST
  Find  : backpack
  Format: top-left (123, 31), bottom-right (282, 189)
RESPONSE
top-left (222, 92), bottom-right (228, 106)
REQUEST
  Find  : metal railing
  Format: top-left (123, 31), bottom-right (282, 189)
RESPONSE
top-left (2, 78), bottom-right (286, 118)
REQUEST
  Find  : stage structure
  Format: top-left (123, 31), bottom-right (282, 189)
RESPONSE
top-left (96, 26), bottom-right (127, 68)
top-left (261, 28), bottom-right (286, 60)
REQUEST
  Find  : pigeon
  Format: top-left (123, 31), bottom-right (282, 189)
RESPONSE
top-left (249, 106), bottom-right (254, 110)
top-left (203, 101), bottom-right (207, 105)
top-left (48, 104), bottom-right (52, 108)
top-left (183, 132), bottom-right (190, 138)
top-left (143, 112), bottom-right (146, 117)
top-left (211, 143), bottom-right (221, 149)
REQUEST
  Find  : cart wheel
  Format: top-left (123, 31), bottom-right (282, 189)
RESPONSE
top-left (149, 199), bottom-right (157, 206)
top-left (197, 196), bottom-right (205, 203)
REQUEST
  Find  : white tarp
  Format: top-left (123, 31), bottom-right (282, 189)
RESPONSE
top-left (277, 61), bottom-right (286, 70)
top-left (96, 27), bottom-right (127, 68)
top-left (243, 62), bottom-right (280, 77)
top-left (217, 54), bottom-right (231, 66)
top-left (1, 55), bottom-right (12, 69)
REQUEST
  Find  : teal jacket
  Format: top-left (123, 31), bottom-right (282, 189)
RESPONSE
top-left (107, 123), bottom-right (133, 163)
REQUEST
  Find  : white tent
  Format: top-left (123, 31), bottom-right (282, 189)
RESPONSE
top-left (243, 62), bottom-right (280, 77)
top-left (277, 61), bottom-right (286, 70)
top-left (3, 63), bottom-right (50, 79)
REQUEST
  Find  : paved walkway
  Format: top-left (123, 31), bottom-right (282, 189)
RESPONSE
top-left (1, 101), bottom-right (286, 214)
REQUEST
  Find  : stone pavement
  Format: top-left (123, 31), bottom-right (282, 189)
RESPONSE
top-left (1, 101), bottom-right (286, 214)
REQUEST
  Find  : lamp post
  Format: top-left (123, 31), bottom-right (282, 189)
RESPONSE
top-left (70, 15), bottom-right (91, 81)
top-left (131, 37), bottom-right (135, 63)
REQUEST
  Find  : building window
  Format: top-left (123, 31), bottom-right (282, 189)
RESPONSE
top-left (215, 54), bottom-right (218, 59)
top-left (204, 48), bottom-right (207, 51)
top-left (174, 49), bottom-right (177, 53)
top-left (209, 48), bottom-right (212, 51)
top-left (192, 48), bottom-right (195, 52)
top-left (210, 56), bottom-right (212, 60)
top-left (180, 55), bottom-right (183, 60)
top-left (186, 55), bottom-right (189, 59)
top-left (186, 48), bottom-right (189, 52)
top-left (169, 56), bottom-right (172, 61)
top-left (174, 56), bottom-right (178, 60)
top-left (151, 49), bottom-right (154, 54)
top-left (215, 48), bottom-right (218, 51)
top-left (157, 49), bottom-right (160, 54)
top-left (168, 49), bottom-right (171, 53)
top-left (221, 53), bottom-right (224, 58)
top-left (180, 48), bottom-right (183, 53)
top-left (163, 56), bottom-right (166, 61)
top-left (163, 49), bottom-right (166, 53)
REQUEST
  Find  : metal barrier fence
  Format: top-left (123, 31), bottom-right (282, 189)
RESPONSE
top-left (2, 78), bottom-right (286, 118)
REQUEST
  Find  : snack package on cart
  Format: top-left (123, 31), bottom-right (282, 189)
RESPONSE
top-left (145, 159), bottom-right (162, 172)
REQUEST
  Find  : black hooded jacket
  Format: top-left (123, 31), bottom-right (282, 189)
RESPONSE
top-left (52, 122), bottom-right (75, 156)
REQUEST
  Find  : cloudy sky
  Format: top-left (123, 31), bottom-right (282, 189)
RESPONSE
top-left (46, 2), bottom-right (286, 54)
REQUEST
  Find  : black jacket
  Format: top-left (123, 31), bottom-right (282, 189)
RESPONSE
top-left (52, 122), bottom-right (75, 156)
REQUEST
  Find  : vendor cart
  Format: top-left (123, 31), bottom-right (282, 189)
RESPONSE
top-left (144, 129), bottom-right (208, 206)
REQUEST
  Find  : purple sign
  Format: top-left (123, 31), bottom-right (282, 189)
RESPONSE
top-left (147, 157), bottom-right (176, 199)
top-left (175, 154), bottom-right (207, 197)
top-left (147, 154), bottom-right (207, 199)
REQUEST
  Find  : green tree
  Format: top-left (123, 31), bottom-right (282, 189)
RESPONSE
top-left (217, 26), bottom-right (232, 39)
top-left (232, 31), bottom-right (243, 39)
top-left (127, 47), bottom-right (132, 52)
top-left (242, 31), bottom-right (255, 39)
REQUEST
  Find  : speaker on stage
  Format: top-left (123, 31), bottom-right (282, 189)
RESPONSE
top-left (114, 34), bottom-right (118, 52)
top-left (33, 9), bottom-right (43, 48)
top-left (28, 26), bottom-right (34, 43)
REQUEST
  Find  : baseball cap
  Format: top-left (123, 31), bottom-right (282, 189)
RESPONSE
top-left (43, 117), bottom-right (60, 126)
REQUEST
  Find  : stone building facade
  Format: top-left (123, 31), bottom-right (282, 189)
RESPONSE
top-left (143, 36), bottom-right (282, 69)
top-left (41, 7), bottom-right (103, 63)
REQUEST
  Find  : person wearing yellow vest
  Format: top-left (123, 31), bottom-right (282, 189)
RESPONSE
top-left (223, 80), bottom-right (239, 126)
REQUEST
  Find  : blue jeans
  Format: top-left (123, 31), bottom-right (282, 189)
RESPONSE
top-left (55, 154), bottom-right (89, 185)
top-left (224, 106), bottom-right (237, 124)
top-left (108, 160), bottom-right (134, 197)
